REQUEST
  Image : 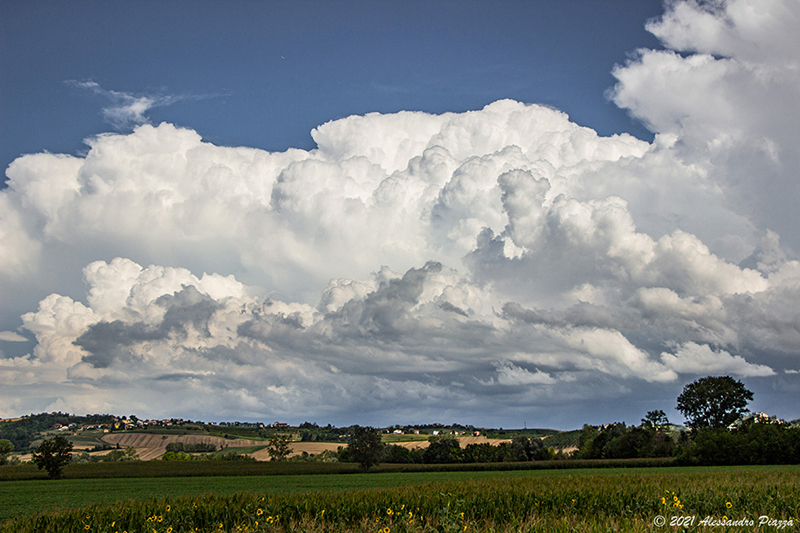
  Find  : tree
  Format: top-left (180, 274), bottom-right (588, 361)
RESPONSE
top-left (677, 376), bottom-right (753, 429)
top-left (510, 436), bottom-right (551, 461)
top-left (267, 433), bottom-right (293, 461)
top-left (382, 444), bottom-right (413, 464)
top-left (33, 435), bottom-right (74, 478)
top-left (423, 436), bottom-right (462, 464)
top-left (348, 425), bottom-right (384, 472)
top-left (0, 439), bottom-right (13, 465)
top-left (641, 410), bottom-right (670, 429)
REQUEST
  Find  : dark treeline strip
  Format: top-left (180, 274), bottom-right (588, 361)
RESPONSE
top-left (165, 442), bottom-right (217, 453)
top-left (678, 422), bottom-right (800, 466)
top-left (574, 420), bottom-right (800, 466)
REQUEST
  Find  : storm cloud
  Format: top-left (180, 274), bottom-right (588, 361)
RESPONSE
top-left (1, 0), bottom-right (799, 427)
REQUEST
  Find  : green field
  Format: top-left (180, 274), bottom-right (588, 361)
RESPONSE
top-left (380, 434), bottom-right (430, 443)
top-left (1, 465), bottom-right (798, 532)
top-left (0, 468), bottom-right (584, 521)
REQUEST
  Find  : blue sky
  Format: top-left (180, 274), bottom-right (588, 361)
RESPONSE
top-left (2, 0), bottom-right (662, 175)
top-left (2, 0), bottom-right (799, 429)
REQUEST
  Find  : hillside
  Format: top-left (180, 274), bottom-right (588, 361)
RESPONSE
top-left (103, 432), bottom-right (519, 460)
top-left (102, 432), bottom-right (347, 460)
top-left (0, 412), bottom-right (116, 450)
top-left (0, 412), bottom-right (576, 462)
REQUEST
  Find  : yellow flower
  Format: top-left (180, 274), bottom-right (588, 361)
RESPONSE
top-left (387, 508), bottom-right (394, 515)
top-left (662, 497), bottom-right (666, 505)
top-left (166, 505), bottom-right (170, 512)
top-left (257, 508), bottom-right (263, 516)
top-left (727, 502), bottom-right (732, 508)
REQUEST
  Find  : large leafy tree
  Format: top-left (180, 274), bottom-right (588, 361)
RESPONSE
top-left (641, 410), bottom-right (670, 429)
top-left (422, 437), bottom-right (462, 464)
top-left (0, 439), bottom-right (13, 465)
top-left (33, 435), bottom-right (74, 478)
top-left (266, 433), bottom-right (293, 461)
top-left (348, 425), bottom-right (384, 473)
top-left (677, 376), bottom-right (753, 429)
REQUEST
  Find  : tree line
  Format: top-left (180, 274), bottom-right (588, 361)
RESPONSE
top-left (165, 442), bottom-right (217, 453)
top-left (12, 375), bottom-right (800, 478)
top-left (343, 376), bottom-right (800, 472)
top-left (573, 376), bottom-right (800, 465)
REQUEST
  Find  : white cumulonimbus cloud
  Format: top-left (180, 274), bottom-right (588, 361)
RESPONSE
top-left (1, 0), bottom-right (799, 427)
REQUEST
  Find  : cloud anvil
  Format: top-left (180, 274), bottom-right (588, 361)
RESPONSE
top-left (2, 0), bottom-right (799, 428)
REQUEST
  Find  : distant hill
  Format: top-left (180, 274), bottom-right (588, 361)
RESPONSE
top-left (0, 412), bottom-right (572, 455)
top-left (541, 429), bottom-right (582, 450)
top-left (0, 412), bottom-right (117, 451)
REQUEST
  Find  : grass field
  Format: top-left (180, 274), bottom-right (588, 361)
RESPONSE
top-left (380, 434), bottom-right (430, 444)
top-left (1, 465), bottom-right (798, 532)
top-left (0, 468), bottom-right (582, 521)
top-left (207, 445), bottom-right (269, 457)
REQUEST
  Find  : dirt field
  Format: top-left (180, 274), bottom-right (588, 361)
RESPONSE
top-left (100, 433), bottom-right (516, 460)
top-left (101, 433), bottom-right (266, 461)
top-left (250, 442), bottom-right (342, 460)
top-left (394, 436), bottom-right (511, 450)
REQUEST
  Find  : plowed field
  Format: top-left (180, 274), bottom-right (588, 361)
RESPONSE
top-left (101, 433), bottom-right (512, 460)
top-left (394, 436), bottom-right (511, 450)
top-left (101, 433), bottom-right (264, 460)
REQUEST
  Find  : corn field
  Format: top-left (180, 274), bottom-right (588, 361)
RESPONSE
top-left (2, 466), bottom-right (798, 532)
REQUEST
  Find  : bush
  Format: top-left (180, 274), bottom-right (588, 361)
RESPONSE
top-left (382, 444), bottom-right (413, 464)
top-left (165, 442), bottom-right (217, 453)
top-left (423, 437), bottom-right (461, 464)
top-left (0, 439), bottom-right (13, 465)
top-left (678, 422), bottom-right (800, 466)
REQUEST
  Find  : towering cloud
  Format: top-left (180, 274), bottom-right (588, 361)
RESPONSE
top-left (1, 0), bottom-right (799, 426)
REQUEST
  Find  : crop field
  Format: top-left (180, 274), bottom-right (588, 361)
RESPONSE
top-left (3, 468), bottom-right (571, 521)
top-left (1, 465), bottom-right (798, 532)
top-left (380, 434), bottom-right (430, 444)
